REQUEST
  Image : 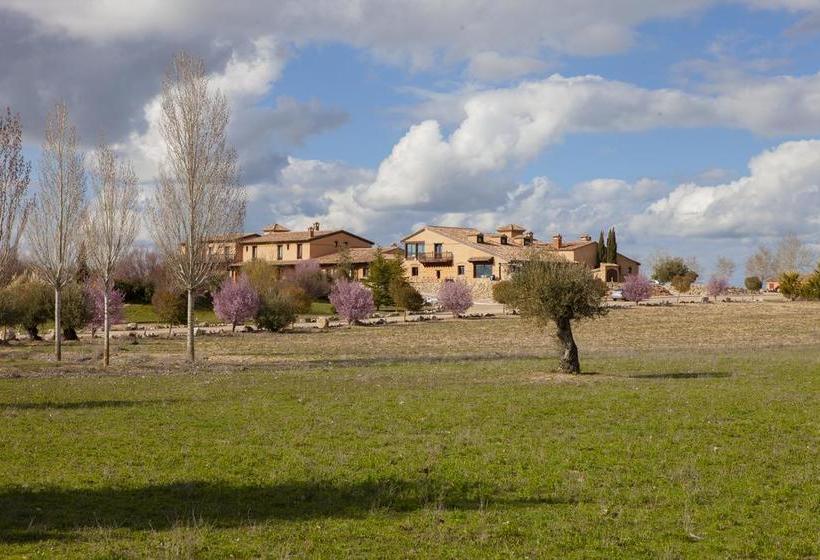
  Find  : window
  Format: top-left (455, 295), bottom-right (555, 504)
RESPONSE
top-left (476, 233), bottom-right (484, 243)
top-left (474, 263), bottom-right (493, 278)
top-left (457, 265), bottom-right (465, 275)
top-left (436, 270), bottom-right (441, 279)
top-left (251, 245), bottom-right (257, 259)
top-left (411, 266), bottom-right (419, 277)
top-left (628, 266), bottom-right (632, 274)
top-left (297, 244), bottom-right (303, 259)
top-left (362, 265), bottom-right (369, 278)
top-left (500, 235), bottom-right (508, 245)
top-left (434, 243), bottom-right (443, 256)
top-left (405, 242), bottom-right (425, 259)
top-left (277, 245), bottom-right (283, 260)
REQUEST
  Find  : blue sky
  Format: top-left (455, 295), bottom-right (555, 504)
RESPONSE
top-left (1, 0), bottom-right (819, 279)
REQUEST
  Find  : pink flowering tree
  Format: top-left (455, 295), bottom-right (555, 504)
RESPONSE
top-left (86, 284), bottom-right (125, 336)
top-left (213, 276), bottom-right (260, 332)
top-left (621, 273), bottom-right (653, 305)
top-left (438, 280), bottom-right (473, 317)
top-left (706, 275), bottom-right (729, 301)
top-left (329, 279), bottom-right (375, 324)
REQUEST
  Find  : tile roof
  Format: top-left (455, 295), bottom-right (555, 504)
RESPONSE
top-left (242, 229), bottom-right (374, 245)
top-left (422, 225), bottom-right (592, 262)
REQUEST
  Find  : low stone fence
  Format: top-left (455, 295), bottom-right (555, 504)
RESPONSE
top-left (410, 278), bottom-right (496, 300)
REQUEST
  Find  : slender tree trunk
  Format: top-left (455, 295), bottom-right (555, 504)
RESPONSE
top-left (103, 289), bottom-right (110, 367)
top-left (232, 320), bottom-right (236, 333)
top-left (186, 288), bottom-right (195, 362)
top-left (54, 287), bottom-right (62, 361)
top-left (555, 317), bottom-right (580, 374)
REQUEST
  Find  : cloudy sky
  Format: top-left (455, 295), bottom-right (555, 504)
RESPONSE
top-left (2, 0), bottom-right (820, 278)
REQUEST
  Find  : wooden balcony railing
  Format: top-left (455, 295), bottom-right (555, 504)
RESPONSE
top-left (417, 251), bottom-right (453, 264)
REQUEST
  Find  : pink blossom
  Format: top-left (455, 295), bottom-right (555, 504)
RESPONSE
top-left (706, 276), bottom-right (730, 299)
top-left (329, 279), bottom-right (375, 324)
top-left (213, 276), bottom-right (260, 331)
top-left (86, 283), bottom-right (125, 329)
top-left (437, 280), bottom-right (473, 317)
top-left (621, 274), bottom-right (653, 304)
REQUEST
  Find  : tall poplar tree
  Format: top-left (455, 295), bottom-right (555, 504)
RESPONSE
top-left (606, 228), bottom-right (618, 264)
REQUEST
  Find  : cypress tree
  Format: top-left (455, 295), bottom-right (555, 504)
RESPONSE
top-left (606, 228), bottom-right (618, 263)
top-left (597, 230), bottom-right (606, 266)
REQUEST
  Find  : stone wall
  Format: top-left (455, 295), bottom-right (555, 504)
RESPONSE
top-left (410, 277), bottom-right (496, 301)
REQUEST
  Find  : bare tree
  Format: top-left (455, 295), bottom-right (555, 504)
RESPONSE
top-left (28, 102), bottom-right (86, 361)
top-left (149, 52), bottom-right (245, 362)
top-left (775, 234), bottom-right (814, 275)
top-left (0, 108), bottom-right (33, 285)
top-left (84, 143), bottom-right (140, 366)
top-left (745, 245), bottom-right (775, 283)
top-left (714, 256), bottom-right (736, 281)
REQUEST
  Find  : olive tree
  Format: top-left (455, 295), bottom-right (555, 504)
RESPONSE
top-left (510, 257), bottom-right (607, 374)
top-left (84, 143), bottom-right (140, 366)
top-left (148, 52), bottom-right (245, 362)
top-left (27, 102), bottom-right (86, 361)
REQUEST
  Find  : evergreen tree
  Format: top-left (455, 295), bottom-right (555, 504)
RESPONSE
top-left (596, 230), bottom-right (606, 267)
top-left (365, 249), bottom-right (404, 308)
top-left (606, 228), bottom-right (618, 264)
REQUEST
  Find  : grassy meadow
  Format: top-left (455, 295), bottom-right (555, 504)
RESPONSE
top-left (0, 301), bottom-right (818, 558)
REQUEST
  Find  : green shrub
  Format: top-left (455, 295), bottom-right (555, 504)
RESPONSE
top-left (799, 268), bottom-right (820, 300)
top-left (389, 277), bottom-right (424, 316)
top-left (744, 276), bottom-right (762, 292)
top-left (280, 285), bottom-right (312, 314)
top-left (670, 272), bottom-right (697, 294)
top-left (779, 272), bottom-right (802, 301)
top-left (255, 291), bottom-right (296, 332)
top-left (59, 283), bottom-right (92, 340)
top-left (492, 280), bottom-right (516, 306)
top-left (13, 277), bottom-right (52, 339)
top-left (151, 288), bottom-right (187, 334)
top-left (652, 257), bottom-right (697, 283)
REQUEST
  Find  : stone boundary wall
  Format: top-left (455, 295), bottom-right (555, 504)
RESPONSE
top-left (410, 278), bottom-right (496, 300)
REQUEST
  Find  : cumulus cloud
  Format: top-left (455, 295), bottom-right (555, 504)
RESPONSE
top-left (633, 140), bottom-right (820, 237)
top-left (466, 52), bottom-right (553, 81)
top-left (356, 73), bottom-right (820, 212)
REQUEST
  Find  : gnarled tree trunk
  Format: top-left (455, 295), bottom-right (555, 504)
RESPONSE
top-left (555, 317), bottom-right (580, 374)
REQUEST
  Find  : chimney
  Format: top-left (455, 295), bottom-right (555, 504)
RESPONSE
top-left (308, 226), bottom-right (315, 238)
top-left (579, 233), bottom-right (592, 242)
top-left (552, 234), bottom-right (562, 248)
top-left (313, 221), bottom-right (320, 231)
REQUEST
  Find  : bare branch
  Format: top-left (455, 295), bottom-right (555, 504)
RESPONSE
top-left (0, 108), bottom-right (33, 284)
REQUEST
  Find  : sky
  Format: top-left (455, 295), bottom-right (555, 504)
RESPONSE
top-left (1, 0), bottom-right (819, 280)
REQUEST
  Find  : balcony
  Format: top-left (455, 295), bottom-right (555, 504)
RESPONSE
top-left (417, 251), bottom-right (453, 264)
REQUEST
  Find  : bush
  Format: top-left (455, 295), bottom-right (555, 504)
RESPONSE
top-left (492, 280), bottom-right (516, 307)
top-left (670, 272), bottom-right (697, 294)
top-left (799, 267), bottom-right (820, 300)
top-left (151, 288), bottom-right (187, 334)
top-left (284, 260), bottom-right (331, 299)
top-left (779, 272), bottom-right (802, 301)
top-left (744, 276), bottom-right (762, 292)
top-left (12, 276), bottom-right (52, 339)
top-left (329, 279), bottom-right (375, 324)
top-left (0, 284), bottom-right (21, 340)
top-left (652, 257), bottom-right (697, 283)
top-left (242, 260), bottom-right (279, 297)
top-left (437, 280), bottom-right (473, 317)
top-left (389, 277), bottom-right (424, 316)
top-left (213, 276), bottom-right (259, 332)
top-left (280, 284), bottom-right (313, 314)
top-left (621, 273), bottom-right (652, 304)
top-left (60, 282), bottom-right (92, 340)
top-left (255, 291), bottom-right (297, 332)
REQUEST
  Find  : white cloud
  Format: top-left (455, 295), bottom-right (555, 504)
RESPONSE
top-left (357, 72), bottom-right (820, 212)
top-left (466, 51), bottom-right (552, 81)
top-left (8, 0), bottom-right (816, 63)
top-left (633, 139), bottom-right (820, 237)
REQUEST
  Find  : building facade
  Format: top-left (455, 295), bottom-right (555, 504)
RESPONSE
top-left (401, 224), bottom-right (640, 286)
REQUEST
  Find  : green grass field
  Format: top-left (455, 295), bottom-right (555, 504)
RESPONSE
top-left (0, 303), bottom-right (818, 558)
